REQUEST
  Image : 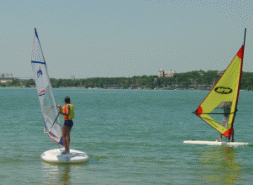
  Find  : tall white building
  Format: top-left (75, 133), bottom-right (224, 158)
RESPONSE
top-left (158, 69), bottom-right (164, 77)
top-left (165, 70), bottom-right (176, 77)
top-left (0, 73), bottom-right (13, 78)
top-left (158, 69), bottom-right (175, 77)
top-left (0, 73), bottom-right (13, 83)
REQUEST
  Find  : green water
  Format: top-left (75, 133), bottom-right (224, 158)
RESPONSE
top-left (1, 87), bottom-right (253, 184)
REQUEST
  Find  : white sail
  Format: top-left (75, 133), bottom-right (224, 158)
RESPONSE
top-left (31, 28), bottom-right (63, 145)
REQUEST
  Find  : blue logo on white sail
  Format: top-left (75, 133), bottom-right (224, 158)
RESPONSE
top-left (37, 66), bottom-right (43, 78)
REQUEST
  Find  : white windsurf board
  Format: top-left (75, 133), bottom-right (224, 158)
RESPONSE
top-left (41, 148), bottom-right (89, 163)
top-left (183, 140), bottom-right (248, 147)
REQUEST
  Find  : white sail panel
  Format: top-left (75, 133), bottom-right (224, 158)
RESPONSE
top-left (31, 28), bottom-right (63, 145)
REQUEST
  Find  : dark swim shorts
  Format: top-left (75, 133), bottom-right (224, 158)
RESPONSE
top-left (64, 120), bottom-right (73, 128)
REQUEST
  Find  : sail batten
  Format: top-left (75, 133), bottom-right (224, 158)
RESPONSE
top-left (194, 29), bottom-right (246, 139)
top-left (31, 28), bottom-right (63, 145)
top-left (31, 61), bottom-right (46, 64)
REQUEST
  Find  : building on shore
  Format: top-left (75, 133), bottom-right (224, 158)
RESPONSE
top-left (0, 73), bottom-right (13, 83)
top-left (158, 69), bottom-right (176, 77)
top-left (158, 69), bottom-right (164, 77)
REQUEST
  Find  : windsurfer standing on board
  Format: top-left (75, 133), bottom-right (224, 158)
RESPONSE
top-left (57, 96), bottom-right (75, 154)
top-left (217, 101), bottom-right (232, 142)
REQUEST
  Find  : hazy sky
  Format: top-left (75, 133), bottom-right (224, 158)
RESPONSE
top-left (1, 0), bottom-right (252, 79)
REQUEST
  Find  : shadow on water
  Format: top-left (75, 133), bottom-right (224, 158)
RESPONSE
top-left (196, 146), bottom-right (242, 184)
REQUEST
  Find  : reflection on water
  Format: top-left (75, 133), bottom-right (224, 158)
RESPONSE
top-left (60, 165), bottom-right (71, 185)
top-left (198, 147), bottom-right (242, 184)
top-left (41, 162), bottom-right (88, 185)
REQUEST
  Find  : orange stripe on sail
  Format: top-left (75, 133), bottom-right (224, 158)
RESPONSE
top-left (195, 106), bottom-right (203, 116)
top-left (237, 46), bottom-right (244, 59)
top-left (222, 127), bottom-right (233, 138)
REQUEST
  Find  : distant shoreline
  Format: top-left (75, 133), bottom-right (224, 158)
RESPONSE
top-left (0, 86), bottom-right (249, 92)
top-left (2, 71), bottom-right (253, 90)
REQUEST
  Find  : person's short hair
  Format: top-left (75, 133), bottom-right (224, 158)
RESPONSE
top-left (65, 96), bottom-right (70, 103)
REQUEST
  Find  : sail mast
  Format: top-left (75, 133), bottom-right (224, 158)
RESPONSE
top-left (231, 28), bottom-right (247, 125)
top-left (235, 28), bottom-right (246, 107)
top-left (229, 28), bottom-right (247, 140)
top-left (34, 28), bottom-right (47, 67)
top-left (243, 28), bottom-right (247, 46)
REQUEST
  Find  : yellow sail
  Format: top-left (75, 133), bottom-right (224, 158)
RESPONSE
top-left (195, 45), bottom-right (245, 138)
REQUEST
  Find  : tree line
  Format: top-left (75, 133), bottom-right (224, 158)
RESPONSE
top-left (2, 70), bottom-right (253, 90)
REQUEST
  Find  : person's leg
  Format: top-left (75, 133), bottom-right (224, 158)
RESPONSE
top-left (62, 125), bottom-right (71, 152)
top-left (65, 127), bottom-right (71, 152)
top-left (218, 133), bottom-right (222, 142)
top-left (218, 118), bottom-right (228, 142)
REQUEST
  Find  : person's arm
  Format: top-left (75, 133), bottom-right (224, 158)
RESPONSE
top-left (219, 103), bottom-right (225, 109)
top-left (57, 105), bottom-right (62, 113)
top-left (215, 103), bottom-right (223, 109)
